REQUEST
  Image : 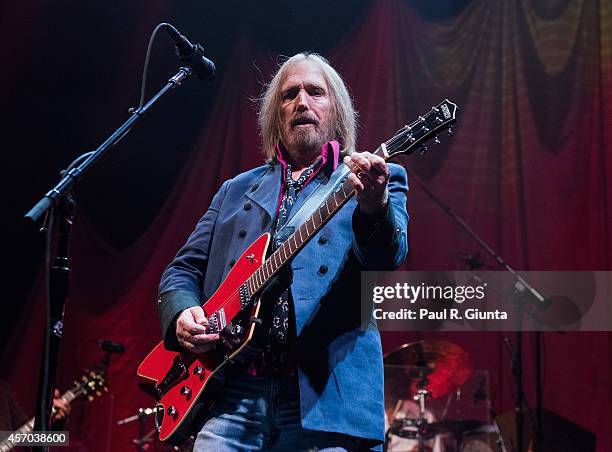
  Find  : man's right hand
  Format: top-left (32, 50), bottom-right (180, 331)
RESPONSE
top-left (176, 306), bottom-right (220, 353)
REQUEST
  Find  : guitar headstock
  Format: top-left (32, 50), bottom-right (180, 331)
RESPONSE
top-left (71, 368), bottom-right (107, 402)
top-left (384, 99), bottom-right (457, 158)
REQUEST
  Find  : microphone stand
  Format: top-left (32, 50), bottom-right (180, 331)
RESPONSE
top-left (405, 169), bottom-right (554, 452)
top-left (25, 65), bottom-right (193, 451)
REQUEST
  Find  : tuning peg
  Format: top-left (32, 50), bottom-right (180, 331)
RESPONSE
top-left (419, 145), bottom-right (428, 155)
top-left (448, 127), bottom-right (453, 136)
top-left (434, 136), bottom-right (441, 145)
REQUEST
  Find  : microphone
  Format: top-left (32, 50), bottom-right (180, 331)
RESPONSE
top-left (162, 23), bottom-right (216, 81)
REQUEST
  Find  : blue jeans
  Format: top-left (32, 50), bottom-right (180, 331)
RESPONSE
top-left (194, 375), bottom-right (362, 451)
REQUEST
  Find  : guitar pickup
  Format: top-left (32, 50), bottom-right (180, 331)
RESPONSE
top-left (239, 284), bottom-right (250, 309)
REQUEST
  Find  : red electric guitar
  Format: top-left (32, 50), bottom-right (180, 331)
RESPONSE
top-left (137, 99), bottom-right (458, 444)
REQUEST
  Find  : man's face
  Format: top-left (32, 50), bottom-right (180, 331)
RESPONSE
top-left (279, 60), bottom-right (334, 156)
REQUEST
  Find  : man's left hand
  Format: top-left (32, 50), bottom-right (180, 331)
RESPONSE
top-left (51, 389), bottom-right (71, 423)
top-left (344, 152), bottom-right (389, 215)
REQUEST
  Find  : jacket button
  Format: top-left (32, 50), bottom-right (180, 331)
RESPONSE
top-left (319, 265), bottom-right (328, 274)
top-left (229, 259), bottom-right (236, 267)
top-left (239, 229), bottom-right (246, 237)
top-left (244, 202), bottom-right (252, 211)
top-left (318, 236), bottom-right (327, 244)
top-left (250, 184), bottom-right (259, 192)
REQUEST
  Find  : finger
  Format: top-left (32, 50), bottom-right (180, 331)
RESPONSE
top-left (177, 311), bottom-right (208, 334)
top-left (347, 173), bottom-right (365, 192)
top-left (178, 326), bottom-right (208, 342)
top-left (188, 333), bottom-right (220, 344)
top-left (354, 158), bottom-right (382, 185)
top-left (348, 160), bottom-right (377, 186)
top-left (189, 306), bottom-right (209, 326)
top-left (56, 400), bottom-right (69, 411)
top-left (54, 389), bottom-right (60, 398)
top-left (178, 320), bottom-right (207, 338)
top-left (369, 156), bottom-right (389, 176)
top-left (348, 153), bottom-right (373, 173)
top-left (356, 155), bottom-right (388, 183)
top-left (358, 160), bottom-right (388, 188)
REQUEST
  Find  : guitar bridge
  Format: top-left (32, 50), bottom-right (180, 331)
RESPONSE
top-left (207, 308), bottom-right (227, 334)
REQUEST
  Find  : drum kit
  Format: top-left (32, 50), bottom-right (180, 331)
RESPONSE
top-left (384, 340), bottom-right (507, 452)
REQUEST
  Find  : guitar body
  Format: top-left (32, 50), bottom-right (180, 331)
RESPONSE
top-left (137, 233), bottom-right (270, 444)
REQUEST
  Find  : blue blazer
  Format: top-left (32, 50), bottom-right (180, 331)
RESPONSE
top-left (158, 159), bottom-right (409, 446)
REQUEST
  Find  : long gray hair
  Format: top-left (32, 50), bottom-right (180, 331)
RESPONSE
top-left (257, 53), bottom-right (357, 162)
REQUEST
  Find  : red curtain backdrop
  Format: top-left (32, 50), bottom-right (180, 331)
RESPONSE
top-left (4, 0), bottom-right (612, 450)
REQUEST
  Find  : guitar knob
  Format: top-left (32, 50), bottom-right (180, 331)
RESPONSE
top-left (180, 386), bottom-right (192, 398)
top-left (434, 136), bottom-right (441, 145)
top-left (167, 406), bottom-right (178, 416)
top-left (193, 366), bottom-right (204, 375)
top-left (419, 145), bottom-right (428, 155)
top-left (448, 127), bottom-right (453, 136)
top-left (231, 324), bottom-right (243, 335)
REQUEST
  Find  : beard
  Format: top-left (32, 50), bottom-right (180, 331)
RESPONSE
top-left (281, 116), bottom-right (336, 163)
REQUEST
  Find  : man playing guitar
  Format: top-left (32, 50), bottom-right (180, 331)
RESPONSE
top-left (157, 52), bottom-right (409, 451)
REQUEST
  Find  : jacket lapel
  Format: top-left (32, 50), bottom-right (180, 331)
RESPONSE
top-left (245, 163), bottom-right (283, 223)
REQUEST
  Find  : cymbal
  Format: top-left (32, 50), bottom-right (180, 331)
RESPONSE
top-left (384, 340), bottom-right (472, 398)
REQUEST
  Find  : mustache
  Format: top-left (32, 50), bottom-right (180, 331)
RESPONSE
top-left (290, 115), bottom-right (319, 127)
